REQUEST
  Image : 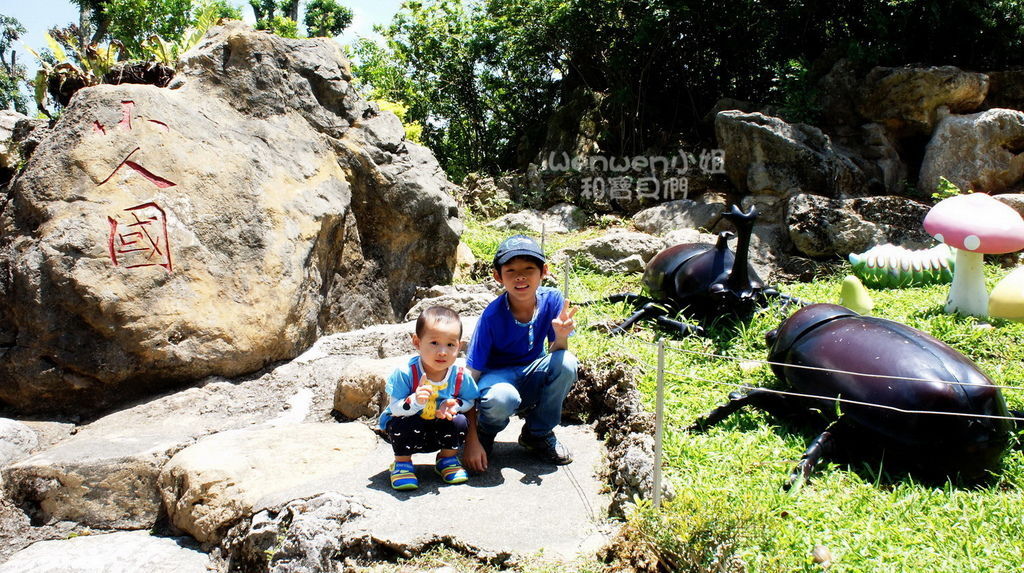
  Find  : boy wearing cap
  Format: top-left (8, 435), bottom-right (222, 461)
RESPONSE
top-left (462, 234), bottom-right (579, 472)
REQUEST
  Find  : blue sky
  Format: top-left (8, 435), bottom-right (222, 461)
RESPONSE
top-left (3, 0), bottom-right (404, 112)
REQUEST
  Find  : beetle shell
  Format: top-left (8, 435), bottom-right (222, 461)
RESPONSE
top-left (767, 303), bottom-right (1011, 479)
top-left (642, 242), bottom-right (717, 302)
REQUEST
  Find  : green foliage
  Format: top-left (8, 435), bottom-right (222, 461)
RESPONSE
top-left (26, 31), bottom-right (125, 116)
top-left (142, 1), bottom-right (228, 64)
top-left (351, 0), bottom-right (560, 182)
top-left (933, 176), bottom-right (971, 202)
top-left (356, 0), bottom-right (1024, 180)
top-left (303, 0), bottom-right (353, 37)
top-left (262, 15), bottom-right (300, 38)
top-left (104, 0), bottom-right (194, 55)
top-left (0, 14), bottom-right (29, 114)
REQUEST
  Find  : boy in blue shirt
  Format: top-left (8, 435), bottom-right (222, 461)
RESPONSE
top-left (380, 306), bottom-right (480, 490)
top-left (463, 235), bottom-right (578, 472)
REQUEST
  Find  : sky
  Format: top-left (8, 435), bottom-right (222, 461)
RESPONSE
top-left (2, 0), bottom-right (405, 113)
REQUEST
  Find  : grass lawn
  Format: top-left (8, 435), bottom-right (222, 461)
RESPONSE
top-left (460, 216), bottom-right (1024, 572)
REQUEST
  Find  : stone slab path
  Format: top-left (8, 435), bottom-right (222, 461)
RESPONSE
top-left (262, 417), bottom-right (611, 563)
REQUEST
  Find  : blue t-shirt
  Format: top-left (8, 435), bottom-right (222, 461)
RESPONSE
top-left (378, 356), bottom-right (480, 430)
top-left (466, 286), bottom-right (565, 374)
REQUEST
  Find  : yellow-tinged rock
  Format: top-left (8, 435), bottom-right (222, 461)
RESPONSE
top-left (989, 267), bottom-right (1024, 320)
top-left (839, 275), bottom-right (874, 315)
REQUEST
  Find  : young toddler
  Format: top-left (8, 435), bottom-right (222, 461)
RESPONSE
top-left (379, 305), bottom-right (480, 490)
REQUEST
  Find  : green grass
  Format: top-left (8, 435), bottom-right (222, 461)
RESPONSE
top-left (461, 217), bottom-right (1024, 572)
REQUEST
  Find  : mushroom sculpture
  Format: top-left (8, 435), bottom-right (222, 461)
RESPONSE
top-left (923, 193), bottom-right (1024, 317)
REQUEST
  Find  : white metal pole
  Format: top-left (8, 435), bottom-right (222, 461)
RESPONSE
top-left (653, 338), bottom-right (666, 507)
top-left (563, 255), bottom-right (570, 300)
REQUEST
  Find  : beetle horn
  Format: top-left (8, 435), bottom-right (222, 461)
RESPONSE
top-left (722, 204), bottom-right (762, 295)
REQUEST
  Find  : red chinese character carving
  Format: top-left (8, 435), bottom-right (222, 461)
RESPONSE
top-left (99, 148), bottom-right (176, 189)
top-left (107, 203), bottom-right (173, 272)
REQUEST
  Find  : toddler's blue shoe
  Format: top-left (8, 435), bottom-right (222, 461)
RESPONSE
top-left (390, 461), bottom-right (418, 490)
top-left (435, 455), bottom-right (469, 484)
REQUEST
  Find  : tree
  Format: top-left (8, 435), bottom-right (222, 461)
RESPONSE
top-left (352, 0), bottom-right (559, 181)
top-left (304, 0), bottom-right (353, 37)
top-left (251, 0), bottom-right (352, 39)
top-left (0, 14), bottom-right (28, 114)
top-left (102, 0), bottom-right (241, 56)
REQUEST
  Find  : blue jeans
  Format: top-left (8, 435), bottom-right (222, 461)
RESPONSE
top-left (476, 350), bottom-right (578, 437)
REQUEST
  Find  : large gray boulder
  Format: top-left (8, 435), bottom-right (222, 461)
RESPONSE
top-left (0, 531), bottom-right (210, 573)
top-left (562, 231), bottom-right (666, 274)
top-left (786, 194), bottom-right (932, 258)
top-left (858, 66), bottom-right (988, 135)
top-left (158, 423), bottom-right (377, 544)
top-left (920, 108), bottom-right (1024, 195)
top-left (2, 378), bottom-right (302, 529)
top-left (632, 199), bottom-right (726, 235)
top-left (486, 202), bottom-right (587, 234)
top-left (0, 22), bottom-right (462, 415)
top-left (715, 111), bottom-right (874, 197)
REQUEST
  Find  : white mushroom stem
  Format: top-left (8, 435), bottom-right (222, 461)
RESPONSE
top-left (945, 248), bottom-right (988, 317)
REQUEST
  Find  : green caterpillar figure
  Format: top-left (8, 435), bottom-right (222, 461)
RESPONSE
top-left (848, 243), bottom-right (955, 289)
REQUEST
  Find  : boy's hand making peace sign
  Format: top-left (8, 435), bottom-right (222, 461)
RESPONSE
top-left (550, 299), bottom-right (577, 350)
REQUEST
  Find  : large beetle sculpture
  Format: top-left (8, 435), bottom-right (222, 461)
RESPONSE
top-left (689, 303), bottom-right (1016, 486)
top-left (611, 204), bottom-right (801, 336)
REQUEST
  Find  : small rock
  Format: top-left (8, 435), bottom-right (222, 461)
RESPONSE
top-left (633, 199), bottom-right (726, 235)
top-left (811, 544), bottom-right (833, 567)
top-left (333, 356), bottom-right (410, 419)
top-left (563, 231), bottom-right (667, 275)
top-left (0, 419), bottom-right (37, 468)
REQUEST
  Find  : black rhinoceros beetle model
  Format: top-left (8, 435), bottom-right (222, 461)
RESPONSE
top-left (689, 303), bottom-right (1016, 487)
top-left (610, 204), bottom-right (801, 336)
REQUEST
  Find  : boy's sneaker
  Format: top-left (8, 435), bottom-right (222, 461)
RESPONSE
top-left (435, 455), bottom-right (469, 484)
top-left (518, 429), bottom-right (573, 465)
top-left (389, 461), bottom-right (418, 490)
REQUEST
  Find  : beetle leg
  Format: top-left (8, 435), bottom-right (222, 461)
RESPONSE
top-left (653, 314), bottom-right (705, 337)
top-left (763, 288), bottom-right (808, 310)
top-left (610, 302), bottom-right (667, 335)
top-left (606, 293), bottom-right (653, 307)
top-left (786, 420), bottom-right (843, 490)
top-left (687, 388), bottom-right (794, 432)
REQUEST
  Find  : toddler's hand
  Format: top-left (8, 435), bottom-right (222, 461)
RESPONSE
top-left (414, 378), bottom-right (432, 405)
top-left (437, 398), bottom-right (459, 420)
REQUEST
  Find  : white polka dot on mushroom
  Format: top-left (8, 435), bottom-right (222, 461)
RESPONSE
top-left (964, 234), bottom-right (981, 251)
top-left (935, 233), bottom-right (944, 243)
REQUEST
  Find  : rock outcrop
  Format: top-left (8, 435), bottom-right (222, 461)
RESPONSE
top-left (486, 203), bottom-right (587, 234)
top-left (858, 66), bottom-right (989, 136)
top-left (159, 423), bottom-right (376, 544)
top-left (561, 231), bottom-right (666, 274)
top-left (632, 198), bottom-right (726, 235)
top-left (0, 531), bottom-right (210, 573)
top-left (920, 108), bottom-right (1024, 195)
top-left (786, 194), bottom-right (932, 258)
top-left (715, 111), bottom-right (876, 197)
top-left (0, 22), bottom-right (462, 414)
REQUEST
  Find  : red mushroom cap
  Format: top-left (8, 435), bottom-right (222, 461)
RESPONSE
top-left (924, 193), bottom-right (1024, 254)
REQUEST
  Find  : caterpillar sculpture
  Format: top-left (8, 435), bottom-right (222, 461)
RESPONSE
top-left (848, 243), bottom-right (954, 289)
